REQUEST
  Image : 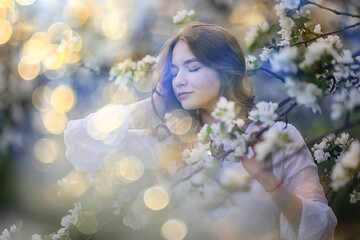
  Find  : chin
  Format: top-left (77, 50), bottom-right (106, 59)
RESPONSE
top-left (180, 101), bottom-right (198, 111)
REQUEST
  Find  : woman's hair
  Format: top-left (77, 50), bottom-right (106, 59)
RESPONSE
top-left (151, 22), bottom-right (254, 123)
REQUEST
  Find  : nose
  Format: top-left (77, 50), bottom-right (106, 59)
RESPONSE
top-left (173, 68), bottom-right (187, 87)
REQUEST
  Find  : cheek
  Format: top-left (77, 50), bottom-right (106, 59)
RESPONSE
top-left (194, 72), bottom-right (221, 93)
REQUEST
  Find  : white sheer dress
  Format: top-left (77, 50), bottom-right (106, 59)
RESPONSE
top-left (64, 105), bottom-right (337, 240)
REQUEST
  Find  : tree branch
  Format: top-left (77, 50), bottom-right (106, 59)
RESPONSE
top-left (259, 67), bottom-right (285, 83)
top-left (306, 118), bottom-right (360, 147)
top-left (292, 22), bottom-right (360, 47)
top-left (305, 0), bottom-right (360, 19)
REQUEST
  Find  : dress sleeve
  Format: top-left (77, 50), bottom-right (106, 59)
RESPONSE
top-left (274, 123), bottom-right (337, 240)
top-left (64, 105), bottom-right (135, 172)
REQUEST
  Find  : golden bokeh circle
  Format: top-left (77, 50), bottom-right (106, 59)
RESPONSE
top-left (165, 109), bottom-right (192, 135)
top-left (33, 138), bottom-right (58, 163)
top-left (50, 85), bottom-right (76, 113)
top-left (42, 110), bottom-right (68, 134)
top-left (0, 19), bottom-right (12, 45)
top-left (144, 186), bottom-right (170, 211)
top-left (161, 219), bottom-right (187, 240)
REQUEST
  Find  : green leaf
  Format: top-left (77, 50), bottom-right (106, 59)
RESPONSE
top-left (15, 219), bottom-right (23, 230)
top-left (268, 24), bottom-right (278, 34)
top-left (206, 125), bottom-right (212, 134)
top-left (290, 38), bottom-right (298, 45)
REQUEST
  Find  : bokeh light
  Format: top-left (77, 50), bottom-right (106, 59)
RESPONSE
top-left (113, 156), bottom-right (144, 183)
top-left (144, 186), bottom-right (169, 211)
top-left (76, 211), bottom-right (98, 234)
top-left (42, 109), bottom-right (68, 134)
top-left (61, 171), bottom-right (89, 198)
top-left (93, 170), bottom-right (116, 196)
top-left (15, 0), bottom-right (35, 6)
top-left (161, 219), bottom-right (187, 240)
top-left (165, 109), bottom-right (192, 135)
top-left (157, 142), bottom-right (182, 169)
top-left (33, 138), bottom-right (58, 163)
top-left (50, 85), bottom-right (76, 113)
top-left (47, 22), bottom-right (72, 43)
top-left (42, 44), bottom-right (67, 70)
top-left (12, 23), bottom-right (33, 41)
top-left (22, 32), bottom-right (51, 64)
top-left (229, 4), bottom-right (266, 26)
top-left (100, 12), bottom-right (127, 39)
top-left (18, 56), bottom-right (41, 80)
top-left (0, 19), bottom-right (12, 44)
top-left (86, 105), bottom-right (125, 140)
top-left (32, 86), bottom-right (52, 112)
top-left (63, 0), bottom-right (90, 27)
top-left (0, 0), bottom-right (14, 8)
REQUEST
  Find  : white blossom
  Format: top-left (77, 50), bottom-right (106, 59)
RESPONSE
top-left (31, 234), bottom-right (43, 240)
top-left (0, 229), bottom-right (10, 240)
top-left (260, 21), bottom-right (270, 32)
top-left (219, 168), bottom-right (251, 190)
top-left (331, 163), bottom-right (350, 191)
top-left (350, 190), bottom-right (360, 204)
top-left (60, 203), bottom-right (82, 229)
top-left (198, 124), bottom-right (209, 142)
top-left (300, 36), bottom-right (342, 68)
top-left (341, 141), bottom-right (360, 170)
top-left (9, 225), bottom-right (17, 234)
top-left (245, 55), bottom-right (257, 71)
top-left (284, 77), bottom-right (322, 113)
top-left (211, 97), bottom-right (237, 124)
top-left (249, 101), bottom-right (279, 126)
top-left (335, 133), bottom-right (350, 146)
top-left (331, 89), bottom-right (360, 120)
top-left (254, 127), bottom-right (280, 161)
top-left (231, 132), bottom-right (248, 158)
top-left (184, 142), bottom-right (212, 166)
top-left (331, 141), bottom-right (360, 190)
top-left (113, 189), bottom-right (131, 215)
top-left (172, 9), bottom-right (196, 24)
top-left (313, 141), bottom-right (326, 150)
top-left (275, 3), bottom-right (296, 45)
top-left (259, 47), bottom-right (273, 61)
top-left (314, 149), bottom-right (331, 163)
top-left (191, 172), bottom-right (206, 186)
top-left (270, 47), bottom-right (298, 73)
top-left (314, 24), bottom-right (322, 34)
top-left (245, 26), bottom-right (259, 47)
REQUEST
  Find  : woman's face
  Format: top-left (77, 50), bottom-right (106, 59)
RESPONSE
top-left (171, 40), bottom-right (221, 112)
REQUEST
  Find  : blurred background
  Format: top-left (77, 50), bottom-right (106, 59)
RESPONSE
top-left (0, 0), bottom-right (360, 239)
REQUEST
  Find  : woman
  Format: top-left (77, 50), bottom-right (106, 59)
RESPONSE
top-left (64, 22), bottom-right (337, 239)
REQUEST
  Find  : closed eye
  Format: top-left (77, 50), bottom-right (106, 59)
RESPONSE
top-left (189, 67), bottom-right (200, 72)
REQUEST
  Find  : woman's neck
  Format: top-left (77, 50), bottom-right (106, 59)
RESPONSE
top-left (200, 110), bottom-right (220, 125)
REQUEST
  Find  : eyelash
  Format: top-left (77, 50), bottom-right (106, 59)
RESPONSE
top-left (189, 67), bottom-right (200, 72)
top-left (171, 67), bottom-right (200, 77)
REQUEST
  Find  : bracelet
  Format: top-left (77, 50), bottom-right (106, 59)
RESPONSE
top-left (265, 180), bottom-right (283, 192)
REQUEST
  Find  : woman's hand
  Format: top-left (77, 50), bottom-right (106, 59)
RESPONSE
top-left (242, 127), bottom-right (281, 191)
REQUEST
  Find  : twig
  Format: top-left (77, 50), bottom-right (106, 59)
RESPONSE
top-left (306, 118), bottom-right (360, 147)
top-left (259, 67), bottom-right (285, 83)
top-left (278, 97), bottom-right (294, 108)
top-left (78, 61), bottom-right (109, 77)
top-left (86, 216), bottom-right (115, 240)
top-left (292, 22), bottom-right (360, 47)
top-left (305, 0), bottom-right (360, 19)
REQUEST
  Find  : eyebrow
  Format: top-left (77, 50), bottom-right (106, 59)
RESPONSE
top-left (171, 58), bottom-right (200, 68)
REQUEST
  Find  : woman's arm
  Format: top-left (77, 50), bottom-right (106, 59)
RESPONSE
top-left (126, 93), bottom-right (165, 129)
top-left (242, 156), bottom-right (303, 233)
top-left (242, 123), bottom-right (336, 238)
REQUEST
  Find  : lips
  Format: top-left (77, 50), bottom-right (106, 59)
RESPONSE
top-left (177, 91), bottom-right (193, 100)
